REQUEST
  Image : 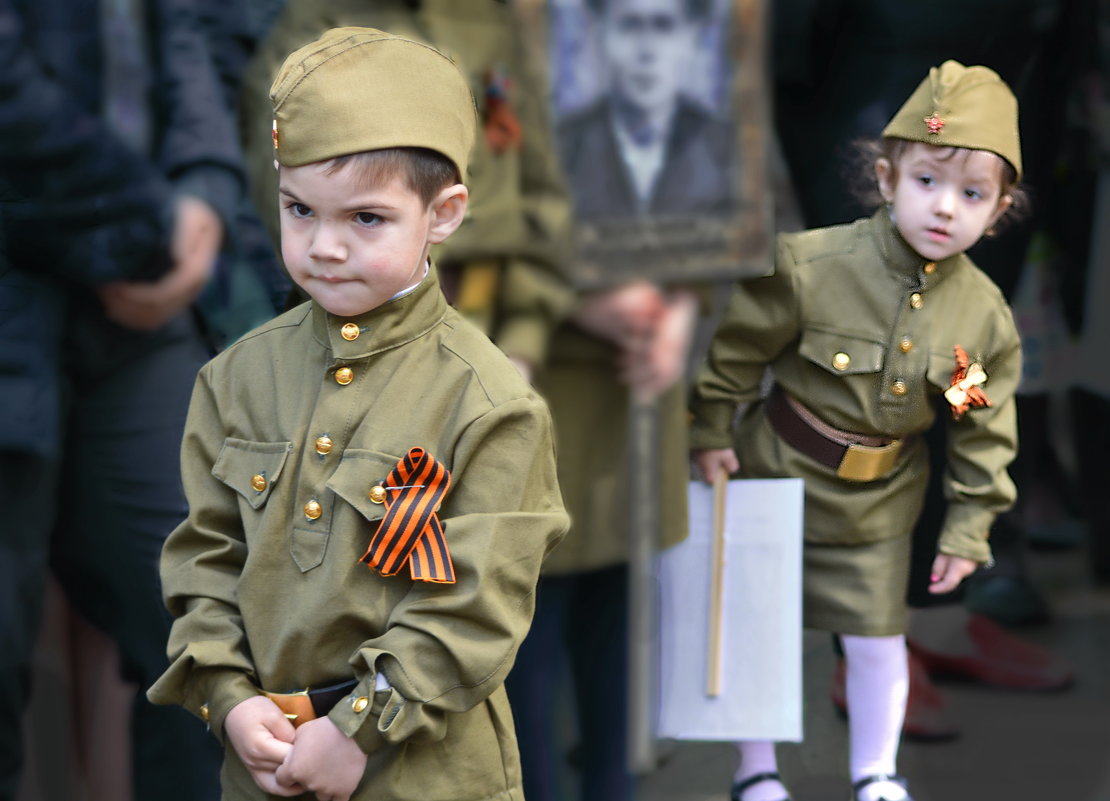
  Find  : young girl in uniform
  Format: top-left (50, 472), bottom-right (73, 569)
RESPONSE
top-left (689, 61), bottom-right (1026, 801)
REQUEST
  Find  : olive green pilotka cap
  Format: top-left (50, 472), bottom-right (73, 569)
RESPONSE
top-left (269, 27), bottom-right (477, 177)
top-left (882, 59), bottom-right (1022, 181)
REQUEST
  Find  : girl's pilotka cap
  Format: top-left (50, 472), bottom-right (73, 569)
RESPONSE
top-left (269, 26), bottom-right (477, 177)
top-left (882, 59), bottom-right (1023, 181)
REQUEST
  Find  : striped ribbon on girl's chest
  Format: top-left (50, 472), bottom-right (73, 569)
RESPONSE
top-left (360, 447), bottom-right (455, 584)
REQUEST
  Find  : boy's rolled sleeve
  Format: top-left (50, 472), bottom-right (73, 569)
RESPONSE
top-left (146, 369), bottom-right (258, 738)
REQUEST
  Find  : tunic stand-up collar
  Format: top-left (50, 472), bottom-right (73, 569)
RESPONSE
top-left (310, 264), bottom-right (449, 360)
top-left (872, 205), bottom-right (961, 287)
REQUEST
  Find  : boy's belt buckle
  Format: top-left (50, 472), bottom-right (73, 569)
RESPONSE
top-left (262, 689), bottom-right (314, 726)
top-left (836, 440), bottom-right (903, 482)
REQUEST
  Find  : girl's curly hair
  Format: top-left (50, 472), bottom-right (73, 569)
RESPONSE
top-left (846, 137), bottom-right (1030, 236)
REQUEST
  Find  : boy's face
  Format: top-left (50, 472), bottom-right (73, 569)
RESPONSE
top-left (877, 142), bottom-right (1012, 263)
top-left (279, 161), bottom-right (465, 318)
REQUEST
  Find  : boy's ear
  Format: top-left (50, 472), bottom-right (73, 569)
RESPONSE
top-left (875, 158), bottom-right (895, 203)
top-left (427, 184), bottom-right (469, 245)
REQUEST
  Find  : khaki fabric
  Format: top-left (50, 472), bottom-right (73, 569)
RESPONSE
top-left (801, 523), bottom-right (915, 636)
top-left (535, 331), bottom-right (690, 574)
top-left (691, 208), bottom-right (1021, 569)
top-left (148, 269), bottom-right (568, 800)
top-left (882, 60), bottom-right (1022, 179)
top-left (241, 0), bottom-right (574, 367)
top-left (270, 26), bottom-right (477, 176)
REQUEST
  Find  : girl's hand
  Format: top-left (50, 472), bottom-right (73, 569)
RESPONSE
top-left (928, 553), bottom-right (979, 594)
top-left (693, 448), bottom-right (739, 485)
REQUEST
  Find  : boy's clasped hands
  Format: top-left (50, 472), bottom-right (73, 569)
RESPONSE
top-left (225, 695), bottom-right (368, 801)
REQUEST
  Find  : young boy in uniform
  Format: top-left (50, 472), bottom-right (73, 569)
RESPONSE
top-left (147, 27), bottom-right (569, 801)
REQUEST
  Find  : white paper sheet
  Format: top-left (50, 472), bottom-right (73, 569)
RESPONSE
top-left (655, 478), bottom-right (804, 742)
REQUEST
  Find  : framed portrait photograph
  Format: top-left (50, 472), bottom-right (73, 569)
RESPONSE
top-left (517, 0), bottom-right (773, 288)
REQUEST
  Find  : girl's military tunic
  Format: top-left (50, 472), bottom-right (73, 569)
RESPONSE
top-left (689, 209), bottom-right (1021, 635)
top-left (148, 269), bottom-right (568, 800)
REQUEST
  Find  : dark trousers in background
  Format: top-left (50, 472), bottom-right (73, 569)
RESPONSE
top-left (506, 563), bottom-right (634, 801)
top-left (0, 305), bottom-right (220, 801)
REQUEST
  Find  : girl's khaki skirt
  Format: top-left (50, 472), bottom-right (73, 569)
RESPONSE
top-left (735, 403), bottom-right (931, 636)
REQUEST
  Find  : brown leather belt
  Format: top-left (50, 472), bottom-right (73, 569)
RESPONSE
top-left (765, 385), bottom-right (906, 482)
top-left (263, 678), bottom-right (359, 728)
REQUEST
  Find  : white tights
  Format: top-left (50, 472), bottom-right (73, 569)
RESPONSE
top-left (733, 634), bottom-right (909, 801)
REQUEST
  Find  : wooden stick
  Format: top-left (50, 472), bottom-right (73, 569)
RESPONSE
top-left (707, 471), bottom-right (728, 697)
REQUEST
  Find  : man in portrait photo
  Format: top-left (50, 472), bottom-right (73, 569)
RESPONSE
top-left (555, 0), bottom-right (733, 219)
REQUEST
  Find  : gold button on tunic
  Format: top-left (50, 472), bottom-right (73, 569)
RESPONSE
top-left (315, 436), bottom-right (333, 455)
top-left (341, 323), bottom-right (361, 341)
top-left (303, 499), bottom-right (322, 520)
top-left (251, 474), bottom-right (267, 492)
top-left (335, 367), bottom-right (354, 385)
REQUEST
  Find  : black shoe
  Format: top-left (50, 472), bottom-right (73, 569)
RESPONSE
top-left (851, 773), bottom-right (912, 801)
top-left (731, 771), bottom-right (791, 801)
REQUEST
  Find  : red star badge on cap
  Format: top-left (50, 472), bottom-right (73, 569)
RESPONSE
top-left (924, 113), bottom-right (945, 135)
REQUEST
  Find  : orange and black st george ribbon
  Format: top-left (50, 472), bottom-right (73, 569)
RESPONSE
top-left (360, 447), bottom-right (455, 584)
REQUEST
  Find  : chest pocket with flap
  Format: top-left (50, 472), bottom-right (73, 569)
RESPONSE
top-left (212, 438), bottom-right (293, 509)
top-left (798, 327), bottom-right (885, 377)
top-left (327, 449), bottom-right (404, 525)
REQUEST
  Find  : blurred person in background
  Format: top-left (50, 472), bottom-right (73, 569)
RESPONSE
top-left (0, 0), bottom-right (244, 797)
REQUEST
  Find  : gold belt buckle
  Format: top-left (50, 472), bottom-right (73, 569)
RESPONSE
top-left (836, 440), bottom-right (903, 482)
top-left (262, 688), bottom-right (314, 727)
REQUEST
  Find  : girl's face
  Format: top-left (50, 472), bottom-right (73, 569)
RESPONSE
top-left (877, 142), bottom-right (1013, 262)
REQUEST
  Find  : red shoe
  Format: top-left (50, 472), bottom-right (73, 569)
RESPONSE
top-left (830, 650), bottom-right (960, 742)
top-left (908, 613), bottom-right (1075, 691)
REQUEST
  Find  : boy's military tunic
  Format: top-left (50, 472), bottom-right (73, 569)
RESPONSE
top-left (148, 268), bottom-right (568, 800)
top-left (690, 208), bottom-right (1021, 635)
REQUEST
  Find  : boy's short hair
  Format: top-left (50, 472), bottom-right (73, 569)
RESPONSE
top-left (323, 147), bottom-right (460, 207)
top-left (269, 27), bottom-right (477, 179)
